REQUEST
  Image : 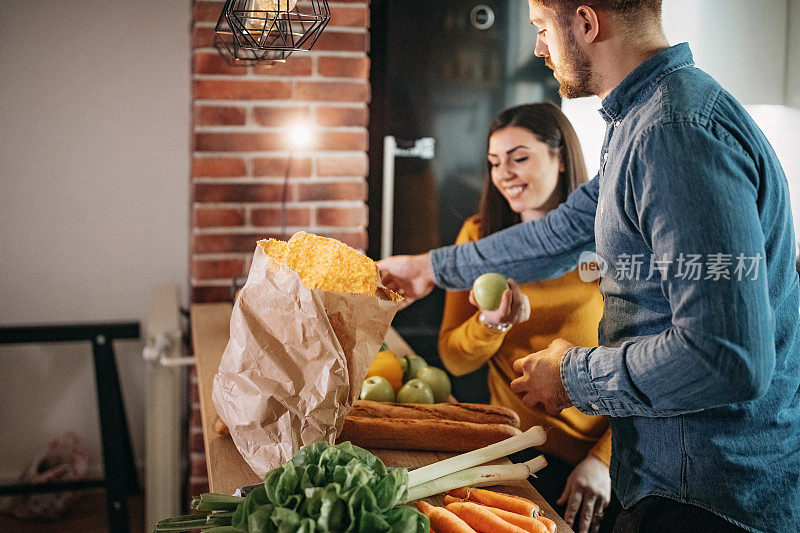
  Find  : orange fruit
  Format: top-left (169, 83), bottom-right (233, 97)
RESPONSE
top-left (366, 350), bottom-right (404, 393)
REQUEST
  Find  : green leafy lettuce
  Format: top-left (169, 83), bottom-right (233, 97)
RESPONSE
top-left (154, 441), bottom-right (428, 533)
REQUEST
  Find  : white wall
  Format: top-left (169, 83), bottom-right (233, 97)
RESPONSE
top-left (0, 0), bottom-right (190, 482)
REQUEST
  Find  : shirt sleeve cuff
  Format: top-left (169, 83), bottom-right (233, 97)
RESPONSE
top-left (430, 245), bottom-right (472, 291)
top-left (561, 346), bottom-right (604, 415)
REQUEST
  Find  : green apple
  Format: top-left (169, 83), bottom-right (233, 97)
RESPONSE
top-left (401, 354), bottom-right (428, 383)
top-left (359, 376), bottom-right (396, 402)
top-left (415, 365), bottom-right (452, 403)
top-left (396, 379), bottom-right (435, 404)
top-left (472, 273), bottom-right (510, 311)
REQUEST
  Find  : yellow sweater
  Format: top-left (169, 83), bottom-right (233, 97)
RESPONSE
top-left (438, 216), bottom-right (611, 466)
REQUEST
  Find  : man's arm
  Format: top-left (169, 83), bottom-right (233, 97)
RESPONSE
top-left (563, 122), bottom-right (775, 417)
top-left (430, 176), bottom-right (599, 290)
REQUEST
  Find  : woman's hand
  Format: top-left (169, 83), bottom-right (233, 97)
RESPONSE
top-left (558, 455), bottom-right (611, 533)
top-left (469, 278), bottom-right (530, 325)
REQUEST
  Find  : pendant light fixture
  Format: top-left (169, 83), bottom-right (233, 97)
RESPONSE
top-left (214, 0), bottom-right (331, 66)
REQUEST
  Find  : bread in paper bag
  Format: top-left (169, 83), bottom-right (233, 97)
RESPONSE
top-left (212, 232), bottom-right (402, 478)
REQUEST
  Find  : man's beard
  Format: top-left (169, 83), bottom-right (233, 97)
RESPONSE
top-left (546, 31), bottom-right (595, 98)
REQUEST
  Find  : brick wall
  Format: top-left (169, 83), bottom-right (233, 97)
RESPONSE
top-left (188, 0), bottom-right (372, 495)
top-left (191, 0), bottom-right (372, 304)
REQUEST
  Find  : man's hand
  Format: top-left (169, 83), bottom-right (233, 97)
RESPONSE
top-left (558, 455), bottom-right (611, 533)
top-left (469, 278), bottom-right (530, 325)
top-left (376, 253), bottom-right (435, 309)
top-left (510, 338), bottom-right (575, 413)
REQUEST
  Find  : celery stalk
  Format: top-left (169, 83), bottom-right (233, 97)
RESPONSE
top-left (405, 456), bottom-right (547, 502)
top-left (407, 425), bottom-right (546, 488)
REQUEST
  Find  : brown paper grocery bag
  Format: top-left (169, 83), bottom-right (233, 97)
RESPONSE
top-left (212, 239), bottom-right (401, 478)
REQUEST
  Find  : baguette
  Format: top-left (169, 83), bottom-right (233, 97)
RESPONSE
top-left (337, 416), bottom-right (522, 452)
top-left (352, 400), bottom-right (521, 428)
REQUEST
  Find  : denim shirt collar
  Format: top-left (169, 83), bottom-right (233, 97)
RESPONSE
top-left (600, 43), bottom-right (695, 122)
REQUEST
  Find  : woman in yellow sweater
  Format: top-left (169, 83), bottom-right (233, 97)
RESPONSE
top-left (438, 102), bottom-right (617, 533)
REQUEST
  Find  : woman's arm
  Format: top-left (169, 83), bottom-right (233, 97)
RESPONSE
top-left (438, 222), bottom-right (508, 376)
top-left (438, 288), bottom-right (506, 376)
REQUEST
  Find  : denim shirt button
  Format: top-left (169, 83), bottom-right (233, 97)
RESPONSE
top-left (590, 403), bottom-right (600, 410)
top-left (603, 152), bottom-right (609, 161)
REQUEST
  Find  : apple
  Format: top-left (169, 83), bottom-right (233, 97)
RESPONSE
top-left (472, 273), bottom-right (510, 311)
top-left (396, 379), bottom-right (435, 404)
top-left (359, 376), bottom-right (396, 402)
top-left (401, 354), bottom-right (428, 383)
top-left (415, 365), bottom-right (452, 403)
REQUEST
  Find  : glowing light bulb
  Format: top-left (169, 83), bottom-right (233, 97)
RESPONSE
top-left (289, 123), bottom-right (313, 148)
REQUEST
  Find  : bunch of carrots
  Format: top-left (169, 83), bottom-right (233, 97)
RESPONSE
top-left (416, 487), bottom-right (557, 533)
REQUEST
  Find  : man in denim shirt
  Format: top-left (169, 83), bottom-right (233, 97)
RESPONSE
top-left (379, 1), bottom-right (800, 532)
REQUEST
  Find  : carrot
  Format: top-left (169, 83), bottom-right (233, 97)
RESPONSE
top-left (476, 505), bottom-right (549, 533)
top-left (445, 502), bottom-right (529, 533)
top-left (446, 487), bottom-right (539, 518)
top-left (444, 495), bottom-right (461, 506)
top-left (536, 516), bottom-right (556, 533)
top-left (416, 500), bottom-right (477, 533)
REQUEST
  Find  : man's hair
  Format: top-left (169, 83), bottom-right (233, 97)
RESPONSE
top-left (533, 0), bottom-right (662, 27)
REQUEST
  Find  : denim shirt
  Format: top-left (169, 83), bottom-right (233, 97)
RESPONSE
top-left (430, 44), bottom-right (800, 532)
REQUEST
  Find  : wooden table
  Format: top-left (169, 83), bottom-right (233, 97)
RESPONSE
top-left (191, 303), bottom-right (572, 532)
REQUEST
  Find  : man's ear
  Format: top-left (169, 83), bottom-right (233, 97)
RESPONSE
top-left (575, 5), bottom-right (600, 44)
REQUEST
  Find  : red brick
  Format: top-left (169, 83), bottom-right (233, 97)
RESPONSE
top-left (193, 258), bottom-right (246, 280)
top-left (253, 156), bottom-right (312, 177)
top-left (193, 52), bottom-right (246, 75)
top-left (251, 207), bottom-right (312, 227)
top-left (251, 106), bottom-right (309, 127)
top-left (317, 206), bottom-right (367, 227)
top-left (193, 26), bottom-right (216, 48)
top-left (193, 1), bottom-right (224, 23)
top-left (317, 56), bottom-right (370, 78)
top-left (191, 452), bottom-right (208, 477)
top-left (192, 157), bottom-right (247, 177)
top-left (193, 207), bottom-right (245, 227)
top-left (314, 130), bottom-right (368, 151)
top-left (188, 428), bottom-right (205, 452)
top-left (188, 477), bottom-right (210, 497)
top-left (190, 403), bottom-right (202, 426)
top-left (294, 81), bottom-right (369, 102)
top-left (292, 181), bottom-right (366, 201)
top-left (194, 80), bottom-right (291, 100)
top-left (195, 105), bottom-right (247, 126)
top-left (195, 132), bottom-right (286, 151)
top-left (329, 6), bottom-right (369, 27)
top-left (190, 380), bottom-right (200, 403)
top-left (192, 285), bottom-right (233, 303)
top-left (313, 31), bottom-right (368, 52)
top-left (194, 183), bottom-right (285, 202)
top-left (318, 230), bottom-right (367, 250)
top-left (202, 130), bottom-right (364, 152)
top-left (315, 105), bottom-right (368, 127)
top-left (193, 232), bottom-right (281, 254)
top-left (317, 154), bottom-right (368, 176)
top-left (252, 56), bottom-right (313, 76)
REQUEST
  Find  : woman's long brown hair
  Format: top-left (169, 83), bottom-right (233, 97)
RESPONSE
top-left (477, 102), bottom-right (589, 238)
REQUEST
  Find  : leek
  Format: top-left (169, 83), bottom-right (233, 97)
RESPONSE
top-left (405, 456), bottom-right (547, 502)
top-left (406, 425), bottom-right (546, 488)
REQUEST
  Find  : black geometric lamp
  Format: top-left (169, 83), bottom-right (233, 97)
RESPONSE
top-left (214, 0), bottom-right (331, 66)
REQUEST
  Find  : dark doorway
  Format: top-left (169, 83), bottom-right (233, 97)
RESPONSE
top-left (367, 0), bottom-right (560, 402)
